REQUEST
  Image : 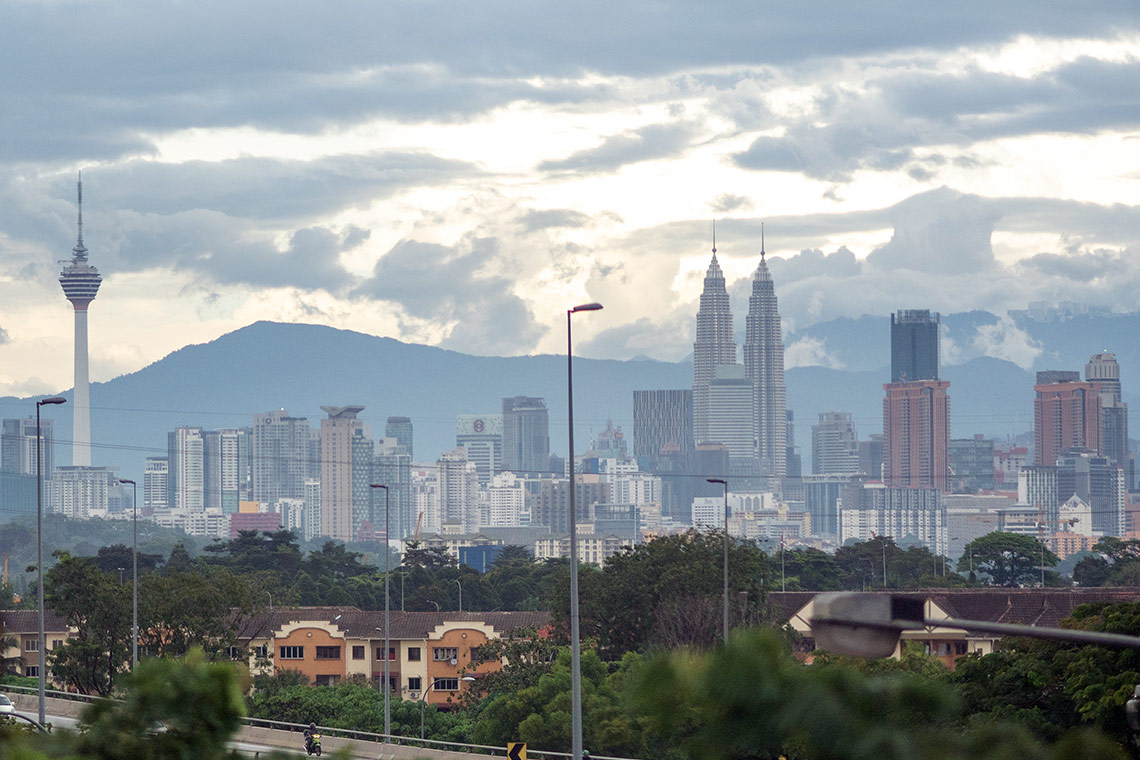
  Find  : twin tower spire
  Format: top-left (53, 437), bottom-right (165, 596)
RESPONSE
top-left (693, 223), bottom-right (786, 478)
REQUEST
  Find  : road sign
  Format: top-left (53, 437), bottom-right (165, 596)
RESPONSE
top-left (507, 742), bottom-right (526, 760)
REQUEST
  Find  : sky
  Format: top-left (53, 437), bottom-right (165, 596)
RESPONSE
top-left (1, 0), bottom-right (1138, 398)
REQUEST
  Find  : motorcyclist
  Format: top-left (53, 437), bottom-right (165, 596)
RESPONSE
top-left (303, 722), bottom-right (317, 750)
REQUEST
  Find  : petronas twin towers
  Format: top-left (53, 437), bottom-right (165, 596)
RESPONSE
top-left (692, 234), bottom-right (787, 478)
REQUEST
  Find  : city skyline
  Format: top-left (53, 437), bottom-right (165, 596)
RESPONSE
top-left (1, 3), bottom-right (1139, 398)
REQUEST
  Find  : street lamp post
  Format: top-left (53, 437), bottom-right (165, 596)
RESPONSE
top-left (567, 301), bottom-right (602, 760)
top-left (706, 478), bottom-right (729, 643)
top-left (455, 578), bottom-right (462, 612)
top-left (420, 675), bottom-right (475, 740)
top-left (369, 483), bottom-right (391, 740)
top-left (119, 478), bottom-right (138, 670)
top-left (35, 396), bottom-right (66, 725)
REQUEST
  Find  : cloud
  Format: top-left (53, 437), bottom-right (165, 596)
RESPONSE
top-left (518, 209), bottom-right (591, 232)
top-left (539, 122), bottom-right (698, 173)
top-left (785, 336), bottom-right (843, 369)
top-left (969, 317), bottom-right (1043, 369)
top-left (0, 326), bottom-right (8, 345)
top-left (710, 194), bottom-right (751, 213)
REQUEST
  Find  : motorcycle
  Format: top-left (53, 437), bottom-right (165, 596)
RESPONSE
top-left (305, 733), bottom-right (322, 756)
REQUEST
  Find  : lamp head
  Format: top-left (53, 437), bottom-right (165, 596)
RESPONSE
top-left (707, 478), bottom-right (726, 485)
top-left (369, 483), bottom-right (389, 490)
top-left (570, 302), bottom-right (603, 314)
top-left (38, 396), bottom-right (67, 406)
top-left (810, 592), bottom-right (925, 659)
top-left (119, 478), bottom-right (136, 485)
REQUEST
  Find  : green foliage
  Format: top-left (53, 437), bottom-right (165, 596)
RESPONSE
top-left (835, 536), bottom-right (961, 590)
top-left (631, 627), bottom-right (1127, 760)
top-left (959, 532), bottom-right (1059, 587)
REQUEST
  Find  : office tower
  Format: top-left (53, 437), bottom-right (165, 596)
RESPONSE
top-left (838, 484), bottom-right (945, 555)
top-left (2, 417), bottom-right (53, 483)
top-left (1034, 372), bottom-right (1101, 466)
top-left (890, 309), bottom-right (940, 382)
top-left (803, 473), bottom-right (865, 536)
top-left (948, 435), bottom-right (996, 493)
top-left (1018, 466), bottom-right (1059, 526)
top-left (883, 380), bottom-right (951, 490)
top-left (319, 405), bottom-right (372, 542)
top-left (374, 437), bottom-right (413, 539)
top-left (812, 412), bottom-right (860, 475)
top-left (501, 397), bottom-right (550, 474)
top-left (785, 410), bottom-right (802, 479)
top-left (706, 364), bottom-right (755, 464)
top-left (438, 448), bottom-right (479, 533)
top-left (58, 174), bottom-right (102, 467)
top-left (253, 410), bottom-right (313, 505)
top-left (858, 434), bottom-right (885, 479)
top-left (883, 309), bottom-right (950, 491)
top-left (167, 427), bottom-right (205, 511)
top-left (591, 418), bottom-right (626, 457)
top-left (1087, 352), bottom-right (1131, 487)
top-left (531, 477), bottom-right (608, 534)
top-left (1057, 449), bottom-right (1125, 536)
top-left (692, 243), bottom-right (737, 445)
top-left (456, 414), bottom-right (502, 485)
top-left (743, 242), bottom-right (786, 476)
top-left (202, 428), bottom-right (251, 513)
top-left (632, 390), bottom-right (693, 472)
top-left (143, 457), bottom-right (169, 512)
top-left (385, 416), bottom-right (414, 460)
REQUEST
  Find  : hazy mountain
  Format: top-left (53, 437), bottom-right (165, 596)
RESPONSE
top-left (4, 311), bottom-right (1136, 482)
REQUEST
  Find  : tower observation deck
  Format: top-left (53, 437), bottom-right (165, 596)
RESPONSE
top-left (59, 173), bottom-right (102, 466)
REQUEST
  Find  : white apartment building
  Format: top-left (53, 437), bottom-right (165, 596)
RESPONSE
top-left (481, 471), bottom-right (528, 527)
top-left (152, 507), bottom-right (229, 539)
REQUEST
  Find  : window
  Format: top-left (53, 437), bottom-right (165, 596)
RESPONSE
top-left (375, 647), bottom-right (395, 660)
top-left (25, 666), bottom-right (38, 677)
top-left (315, 646), bottom-right (341, 660)
top-left (408, 677), bottom-right (422, 691)
top-left (52, 639), bottom-right (63, 650)
top-left (954, 641), bottom-right (968, 655)
top-left (254, 645), bottom-right (269, 658)
top-left (24, 639), bottom-right (38, 652)
top-left (226, 646), bottom-right (242, 660)
top-left (279, 646), bottom-right (304, 660)
top-left (314, 675), bottom-right (340, 686)
top-left (407, 647), bottom-right (421, 662)
top-left (433, 647), bottom-right (458, 661)
top-left (433, 677), bottom-right (459, 691)
top-left (352, 645), bottom-right (365, 660)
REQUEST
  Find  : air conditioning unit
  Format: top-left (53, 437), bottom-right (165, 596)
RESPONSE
top-left (408, 691), bottom-right (420, 700)
top-left (449, 658), bottom-right (458, 666)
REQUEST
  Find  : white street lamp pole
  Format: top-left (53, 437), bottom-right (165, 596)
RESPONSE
top-left (35, 396), bottom-right (66, 725)
top-left (119, 478), bottom-right (138, 670)
top-left (707, 478), bottom-right (729, 643)
top-left (567, 301), bottom-right (602, 760)
top-left (369, 483), bottom-right (391, 739)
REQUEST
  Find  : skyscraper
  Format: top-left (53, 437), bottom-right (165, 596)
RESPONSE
top-left (632, 389), bottom-right (693, 471)
top-left (253, 410), bottom-right (313, 506)
top-left (1086, 352), bottom-right (1131, 487)
top-left (143, 456), bottom-right (169, 512)
top-left (812, 412), bottom-right (859, 475)
top-left (456, 414), bottom-right (502, 485)
top-left (692, 242), bottom-right (737, 445)
top-left (2, 417), bottom-right (54, 482)
top-left (167, 426), bottom-right (205, 511)
top-left (501, 397), bottom-right (549, 475)
top-left (58, 174), bottom-right (102, 466)
top-left (743, 242), bottom-right (787, 477)
top-left (203, 428), bottom-right (252, 513)
top-left (1034, 372), bottom-right (1101, 467)
top-left (706, 365), bottom-right (755, 464)
top-left (890, 310), bottom-right (940, 382)
top-left (374, 437), bottom-right (413, 539)
top-left (438, 447), bottom-right (479, 533)
top-left (384, 416), bottom-right (414, 460)
top-left (319, 405), bottom-right (371, 542)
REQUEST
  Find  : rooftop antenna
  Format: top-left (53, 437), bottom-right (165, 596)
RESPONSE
top-left (761, 222), bottom-right (765, 260)
top-left (73, 171), bottom-right (88, 260)
top-left (712, 220), bottom-right (717, 256)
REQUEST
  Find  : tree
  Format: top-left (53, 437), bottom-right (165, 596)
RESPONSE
top-left (403, 540), bottom-right (455, 569)
top-left (959, 532), bottom-right (1059, 587)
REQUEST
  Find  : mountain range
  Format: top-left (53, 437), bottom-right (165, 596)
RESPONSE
top-left (3, 310), bottom-right (1137, 485)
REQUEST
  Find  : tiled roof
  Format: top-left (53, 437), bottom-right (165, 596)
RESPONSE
top-left (0, 610), bottom-right (70, 634)
top-left (769, 588), bottom-right (1140, 630)
top-left (234, 607), bottom-right (550, 640)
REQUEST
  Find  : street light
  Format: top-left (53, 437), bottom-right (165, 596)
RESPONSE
top-left (454, 578), bottom-right (462, 612)
top-left (706, 478), bottom-right (729, 643)
top-left (419, 675), bottom-right (475, 740)
top-left (567, 301), bottom-right (602, 760)
top-left (811, 591), bottom-right (1140, 659)
top-left (119, 478), bottom-right (138, 670)
top-left (35, 395), bottom-right (66, 725)
top-left (368, 483), bottom-right (391, 740)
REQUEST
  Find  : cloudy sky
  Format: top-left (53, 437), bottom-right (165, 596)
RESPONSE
top-left (1, 0), bottom-right (1138, 397)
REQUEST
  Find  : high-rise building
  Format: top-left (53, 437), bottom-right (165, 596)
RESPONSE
top-left (531, 476), bottom-right (608, 534)
top-left (785, 410), bottom-right (802, 479)
top-left (456, 414), bottom-right (502, 485)
top-left (438, 448), bottom-right (479, 533)
top-left (883, 380), bottom-right (951, 490)
top-left (692, 245), bottom-right (737, 445)
top-left (1086, 352), bottom-right (1131, 488)
top-left (948, 435), bottom-right (996, 493)
top-left (384, 416), bottom-right (414, 460)
top-left (1034, 372), bottom-right (1101, 466)
top-left (58, 174), bottom-right (102, 467)
top-left (1057, 449), bottom-right (1125, 536)
top-left (812, 412), bottom-right (859, 475)
top-left (167, 427), bottom-right (205, 511)
top-left (2, 417), bottom-right (54, 484)
top-left (706, 364), bottom-right (755, 464)
top-left (743, 243), bottom-right (786, 477)
top-left (838, 483), bottom-right (945, 555)
top-left (253, 410), bottom-right (314, 506)
top-left (374, 437), bottom-right (413, 539)
top-left (1018, 466), bottom-right (1059, 526)
top-left (319, 405), bottom-right (371, 542)
top-left (204, 428), bottom-right (252, 513)
top-left (858, 434), bottom-right (885, 479)
top-left (143, 456), bottom-right (169, 512)
top-left (883, 310), bottom-right (950, 491)
top-left (632, 389), bottom-right (693, 472)
top-left (890, 309), bottom-right (940, 383)
top-left (501, 397), bottom-right (550, 475)
top-left (481, 471), bottom-right (528, 527)
top-left (48, 465), bottom-right (121, 518)
top-left (803, 473), bottom-right (866, 536)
